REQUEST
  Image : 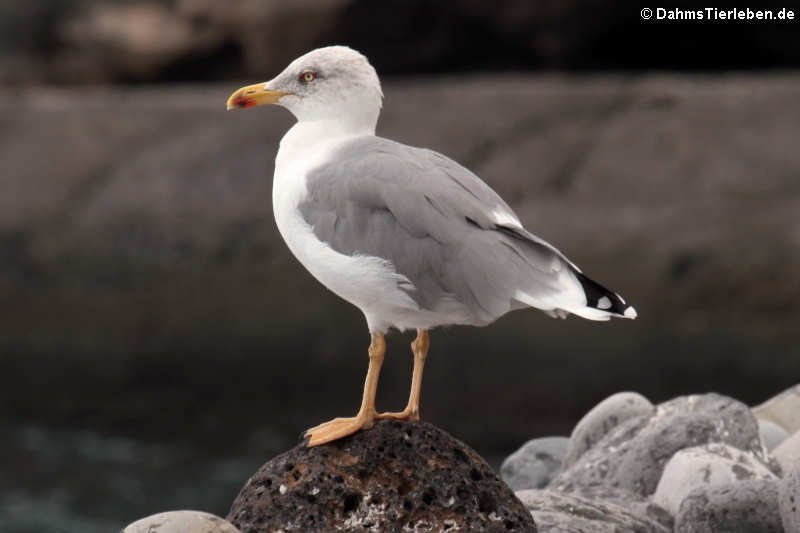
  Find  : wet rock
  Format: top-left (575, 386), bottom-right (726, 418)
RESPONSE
top-left (779, 459), bottom-right (800, 533)
top-left (500, 436), bottom-right (568, 491)
top-left (758, 418), bottom-right (789, 451)
top-left (227, 420), bottom-right (536, 533)
top-left (675, 479), bottom-right (782, 533)
top-left (653, 442), bottom-right (777, 516)
top-left (516, 489), bottom-right (670, 533)
top-left (753, 384), bottom-right (800, 434)
top-left (774, 431), bottom-right (800, 473)
top-left (564, 392), bottom-right (654, 468)
top-left (123, 511), bottom-right (241, 533)
top-left (552, 393), bottom-right (767, 496)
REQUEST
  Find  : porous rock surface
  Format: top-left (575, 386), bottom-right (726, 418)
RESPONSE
top-left (227, 420), bottom-right (536, 533)
top-left (563, 391), bottom-right (654, 468)
top-left (500, 436), bottom-right (568, 491)
top-left (552, 393), bottom-right (768, 496)
top-left (653, 442), bottom-right (777, 516)
top-left (675, 478), bottom-right (782, 533)
top-left (780, 459), bottom-right (800, 533)
top-left (122, 511), bottom-right (241, 533)
top-left (516, 489), bottom-right (670, 533)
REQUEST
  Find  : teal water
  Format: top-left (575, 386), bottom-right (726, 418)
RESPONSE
top-left (0, 421), bottom-right (264, 533)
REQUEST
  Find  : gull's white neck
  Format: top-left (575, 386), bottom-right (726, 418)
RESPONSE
top-left (275, 99), bottom-right (379, 173)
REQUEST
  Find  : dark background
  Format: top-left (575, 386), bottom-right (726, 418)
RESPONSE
top-left (2, 2), bottom-right (799, 532)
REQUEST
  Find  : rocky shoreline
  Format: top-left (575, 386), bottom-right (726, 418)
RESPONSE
top-left (505, 388), bottom-right (798, 532)
top-left (123, 384), bottom-right (800, 532)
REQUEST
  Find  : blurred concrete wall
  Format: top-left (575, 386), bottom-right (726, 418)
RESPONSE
top-left (2, 74), bottom-right (798, 456)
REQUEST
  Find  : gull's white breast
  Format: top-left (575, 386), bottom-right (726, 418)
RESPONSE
top-left (272, 131), bottom-right (427, 333)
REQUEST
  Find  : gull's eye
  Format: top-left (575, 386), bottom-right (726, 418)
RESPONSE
top-left (300, 71), bottom-right (317, 83)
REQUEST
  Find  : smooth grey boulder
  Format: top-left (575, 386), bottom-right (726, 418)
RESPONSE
top-left (501, 436), bottom-right (569, 491)
top-left (775, 430), bottom-right (800, 473)
top-left (564, 392), bottom-right (653, 468)
top-left (122, 511), bottom-right (241, 533)
top-left (753, 384), bottom-right (800, 434)
top-left (759, 418), bottom-right (790, 451)
top-left (516, 489), bottom-right (670, 533)
top-left (653, 442), bottom-right (777, 516)
top-left (568, 485), bottom-right (673, 530)
top-left (779, 459), bottom-right (800, 533)
top-left (675, 479), bottom-right (782, 533)
top-left (552, 393), bottom-right (768, 496)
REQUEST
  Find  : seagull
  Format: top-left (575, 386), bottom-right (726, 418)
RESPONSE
top-left (227, 46), bottom-right (636, 447)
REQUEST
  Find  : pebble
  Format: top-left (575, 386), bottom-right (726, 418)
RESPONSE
top-left (652, 442), bottom-right (777, 516)
top-left (122, 511), bottom-right (241, 533)
top-left (758, 418), bottom-right (789, 451)
top-left (753, 384), bottom-right (800, 434)
top-left (564, 392), bottom-right (654, 468)
top-left (779, 459), bottom-right (800, 533)
top-left (500, 436), bottom-right (568, 491)
top-left (552, 393), bottom-right (766, 496)
top-left (516, 489), bottom-right (670, 533)
top-left (675, 478), bottom-right (782, 533)
top-left (774, 430), bottom-right (800, 473)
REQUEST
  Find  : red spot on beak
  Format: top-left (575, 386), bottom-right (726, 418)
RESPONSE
top-left (232, 95), bottom-right (255, 109)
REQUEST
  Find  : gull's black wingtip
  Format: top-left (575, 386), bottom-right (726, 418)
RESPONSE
top-left (575, 272), bottom-right (637, 319)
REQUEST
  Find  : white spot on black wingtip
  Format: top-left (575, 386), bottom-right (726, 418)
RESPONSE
top-left (623, 306), bottom-right (638, 319)
top-left (597, 296), bottom-right (612, 310)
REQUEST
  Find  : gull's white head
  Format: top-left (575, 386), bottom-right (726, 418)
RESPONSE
top-left (227, 46), bottom-right (383, 128)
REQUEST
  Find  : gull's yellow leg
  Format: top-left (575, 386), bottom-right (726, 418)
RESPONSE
top-left (377, 329), bottom-right (429, 422)
top-left (304, 333), bottom-right (385, 446)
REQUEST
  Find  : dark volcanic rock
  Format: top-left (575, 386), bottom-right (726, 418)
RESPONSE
top-left (553, 394), bottom-right (767, 496)
top-left (227, 420), bottom-right (536, 533)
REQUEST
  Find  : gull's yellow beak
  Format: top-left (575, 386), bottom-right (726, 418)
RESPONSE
top-left (226, 83), bottom-right (289, 110)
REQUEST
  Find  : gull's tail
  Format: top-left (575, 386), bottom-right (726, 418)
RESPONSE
top-left (487, 222), bottom-right (637, 323)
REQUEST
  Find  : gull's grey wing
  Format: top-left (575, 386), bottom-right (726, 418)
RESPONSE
top-left (298, 136), bottom-right (624, 322)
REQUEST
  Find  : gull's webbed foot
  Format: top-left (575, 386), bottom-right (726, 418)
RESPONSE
top-left (304, 411), bottom-right (376, 446)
